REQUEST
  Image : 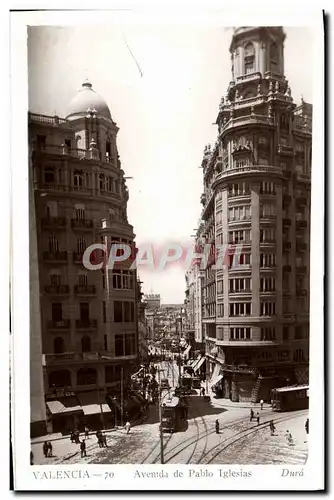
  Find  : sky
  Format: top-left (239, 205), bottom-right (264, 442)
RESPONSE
top-left (28, 25), bottom-right (313, 304)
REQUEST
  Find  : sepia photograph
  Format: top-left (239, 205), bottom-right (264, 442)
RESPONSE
top-left (9, 6), bottom-right (325, 491)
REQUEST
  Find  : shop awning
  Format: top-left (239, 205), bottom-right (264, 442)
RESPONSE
top-left (211, 374), bottom-right (224, 388)
top-left (82, 404), bottom-right (112, 416)
top-left (209, 364), bottom-right (221, 387)
top-left (46, 400), bottom-right (82, 415)
top-left (191, 356), bottom-right (201, 368)
top-left (194, 357), bottom-right (206, 372)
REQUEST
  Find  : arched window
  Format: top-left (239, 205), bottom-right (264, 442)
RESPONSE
top-left (77, 368), bottom-right (97, 385)
top-left (49, 370), bottom-right (71, 388)
top-left (81, 335), bottom-right (91, 352)
top-left (244, 43), bottom-right (255, 74)
top-left (54, 337), bottom-right (65, 354)
top-left (73, 169), bottom-right (84, 189)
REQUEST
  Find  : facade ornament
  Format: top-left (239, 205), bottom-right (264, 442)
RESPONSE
top-left (257, 83), bottom-right (261, 95)
top-left (275, 81), bottom-right (279, 93)
top-left (250, 105), bottom-right (255, 116)
top-left (230, 108), bottom-right (234, 119)
top-left (235, 89), bottom-right (239, 101)
top-left (219, 97), bottom-right (225, 111)
top-left (268, 104), bottom-right (273, 118)
top-left (269, 81), bottom-right (273, 93)
top-left (285, 86), bottom-right (291, 97)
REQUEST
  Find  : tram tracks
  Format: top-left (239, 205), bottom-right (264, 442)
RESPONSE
top-left (200, 409), bottom-right (309, 464)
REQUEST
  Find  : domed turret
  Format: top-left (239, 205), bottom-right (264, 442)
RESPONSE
top-left (66, 81), bottom-right (112, 121)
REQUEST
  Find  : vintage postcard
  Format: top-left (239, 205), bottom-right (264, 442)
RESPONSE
top-left (10, 5), bottom-right (325, 492)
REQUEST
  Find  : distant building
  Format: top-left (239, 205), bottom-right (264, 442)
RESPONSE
top-left (144, 293), bottom-right (161, 310)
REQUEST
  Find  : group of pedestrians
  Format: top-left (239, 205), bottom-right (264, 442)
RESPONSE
top-left (96, 430), bottom-right (108, 448)
top-left (249, 408), bottom-right (261, 426)
top-left (42, 441), bottom-right (53, 458)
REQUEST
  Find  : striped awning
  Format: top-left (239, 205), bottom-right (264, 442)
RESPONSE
top-left (193, 357), bottom-right (206, 372)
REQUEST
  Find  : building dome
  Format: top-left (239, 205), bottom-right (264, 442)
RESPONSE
top-left (66, 81), bottom-right (112, 121)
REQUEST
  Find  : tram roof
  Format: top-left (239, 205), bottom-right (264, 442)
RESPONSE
top-left (272, 384), bottom-right (309, 393)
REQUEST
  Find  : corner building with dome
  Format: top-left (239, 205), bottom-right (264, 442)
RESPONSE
top-left (29, 81), bottom-right (139, 435)
top-left (200, 27), bottom-right (312, 402)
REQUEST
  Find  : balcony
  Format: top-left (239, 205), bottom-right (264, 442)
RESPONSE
top-left (283, 242), bottom-right (291, 251)
top-left (43, 251), bottom-right (68, 263)
top-left (47, 320), bottom-right (71, 331)
top-left (235, 72), bottom-right (262, 84)
top-left (296, 266), bottom-right (307, 274)
top-left (41, 217), bottom-right (66, 229)
top-left (73, 252), bottom-right (85, 264)
top-left (283, 218), bottom-right (291, 227)
top-left (44, 351), bottom-right (103, 365)
top-left (283, 265), bottom-right (291, 273)
top-left (296, 242), bottom-right (307, 252)
top-left (296, 220), bottom-right (307, 230)
top-left (296, 289), bottom-right (307, 297)
top-left (71, 218), bottom-right (94, 230)
top-left (44, 285), bottom-right (70, 295)
top-left (75, 319), bottom-right (98, 330)
top-left (74, 285), bottom-right (96, 296)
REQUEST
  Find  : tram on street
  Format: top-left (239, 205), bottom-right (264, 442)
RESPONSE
top-left (161, 396), bottom-right (187, 432)
top-left (271, 384), bottom-right (309, 411)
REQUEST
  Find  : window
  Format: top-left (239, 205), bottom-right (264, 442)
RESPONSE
top-left (260, 277), bottom-right (276, 292)
top-left (239, 252), bottom-right (251, 265)
top-left (260, 253), bottom-right (276, 268)
top-left (229, 278), bottom-right (251, 293)
top-left (217, 303), bottom-right (224, 317)
top-left (106, 141), bottom-right (111, 156)
top-left (260, 301), bottom-right (276, 316)
top-left (54, 337), bottom-right (64, 354)
top-left (244, 43), bottom-right (255, 74)
top-left (44, 168), bottom-right (55, 185)
top-left (50, 272), bottom-right (61, 287)
top-left (280, 114), bottom-right (289, 131)
top-left (260, 328), bottom-right (276, 341)
top-left (46, 201), bottom-right (58, 218)
top-left (115, 335), bottom-right (123, 356)
top-left (112, 270), bottom-right (122, 289)
top-left (293, 349), bottom-right (304, 362)
top-left (79, 302), bottom-right (89, 321)
top-left (105, 366), bottom-right (115, 383)
top-left (228, 205), bottom-right (251, 220)
top-left (75, 206), bottom-right (85, 220)
top-left (229, 302), bottom-right (251, 317)
top-left (99, 174), bottom-right (106, 190)
top-left (77, 238), bottom-right (87, 254)
top-left (260, 181), bottom-right (276, 195)
top-left (260, 203), bottom-right (276, 218)
top-left (104, 334), bottom-right (108, 351)
top-left (77, 368), bottom-right (97, 385)
top-left (228, 182), bottom-right (250, 197)
top-left (65, 139), bottom-right (72, 148)
top-left (78, 273), bottom-right (87, 287)
top-left (258, 136), bottom-right (268, 146)
top-left (230, 327), bottom-right (251, 340)
top-left (229, 229), bottom-right (251, 244)
top-left (260, 228), bottom-right (276, 243)
top-left (52, 303), bottom-right (62, 322)
top-left (49, 234), bottom-right (59, 253)
top-left (49, 370), bottom-right (71, 388)
top-left (278, 350), bottom-right (289, 360)
top-left (283, 326), bottom-right (289, 341)
top-left (37, 134), bottom-right (46, 148)
top-left (114, 301), bottom-right (123, 322)
top-left (73, 169), bottom-right (84, 189)
top-left (295, 326), bottom-right (304, 340)
top-left (217, 279), bottom-right (223, 294)
top-left (81, 335), bottom-right (91, 352)
top-left (103, 302), bottom-right (106, 323)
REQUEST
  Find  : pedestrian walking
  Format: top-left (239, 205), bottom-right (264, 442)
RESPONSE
top-left (124, 421), bottom-right (131, 434)
top-left (102, 432), bottom-right (108, 447)
top-left (260, 399), bottom-right (264, 410)
top-left (286, 430), bottom-right (293, 446)
top-left (80, 440), bottom-right (87, 458)
top-left (47, 442), bottom-right (53, 457)
top-left (85, 425), bottom-right (89, 439)
top-left (215, 419), bottom-right (220, 434)
top-left (250, 408), bottom-right (254, 422)
top-left (70, 431), bottom-right (75, 443)
top-left (42, 441), bottom-right (48, 458)
top-left (269, 420), bottom-right (276, 436)
top-left (305, 418), bottom-right (309, 435)
top-left (256, 413), bottom-right (260, 426)
top-left (30, 451), bottom-right (34, 466)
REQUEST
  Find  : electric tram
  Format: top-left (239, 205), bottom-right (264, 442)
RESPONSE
top-left (271, 384), bottom-right (309, 411)
top-left (161, 396), bottom-right (187, 432)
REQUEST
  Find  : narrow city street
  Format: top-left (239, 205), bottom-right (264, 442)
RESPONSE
top-left (32, 360), bottom-right (308, 466)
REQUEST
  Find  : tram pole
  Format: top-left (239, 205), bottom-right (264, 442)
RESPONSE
top-left (157, 369), bottom-right (164, 464)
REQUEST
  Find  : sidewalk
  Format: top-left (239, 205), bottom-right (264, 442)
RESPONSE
top-left (31, 428), bottom-right (119, 465)
top-left (197, 384), bottom-right (271, 410)
top-left (31, 427), bottom-right (118, 445)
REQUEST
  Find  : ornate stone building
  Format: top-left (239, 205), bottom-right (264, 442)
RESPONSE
top-left (201, 27), bottom-right (312, 402)
top-left (29, 81), bottom-right (139, 432)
